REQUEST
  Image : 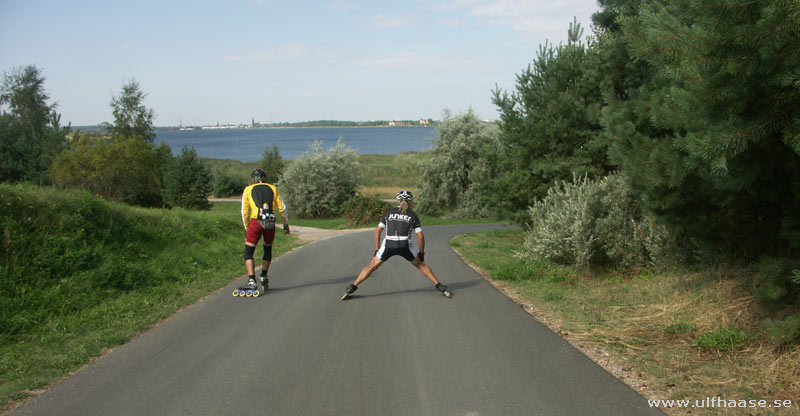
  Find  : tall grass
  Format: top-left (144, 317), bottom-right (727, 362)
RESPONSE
top-left (0, 184), bottom-right (301, 408)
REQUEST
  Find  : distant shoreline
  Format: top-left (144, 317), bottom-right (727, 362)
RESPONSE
top-left (72, 124), bottom-right (437, 132)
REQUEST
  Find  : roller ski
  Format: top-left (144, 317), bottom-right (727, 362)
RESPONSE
top-left (232, 278), bottom-right (260, 298)
top-left (436, 283), bottom-right (451, 298)
top-left (340, 284), bottom-right (357, 301)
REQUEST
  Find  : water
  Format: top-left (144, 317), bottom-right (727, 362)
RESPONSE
top-left (156, 127), bottom-right (437, 161)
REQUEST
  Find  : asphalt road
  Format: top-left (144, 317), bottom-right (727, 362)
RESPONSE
top-left (11, 224), bottom-right (662, 416)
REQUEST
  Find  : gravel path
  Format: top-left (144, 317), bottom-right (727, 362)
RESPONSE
top-left (290, 225), bottom-right (368, 242)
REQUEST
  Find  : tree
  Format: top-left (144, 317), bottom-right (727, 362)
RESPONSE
top-left (163, 146), bottom-right (212, 210)
top-left (106, 79), bottom-right (155, 142)
top-left (0, 65), bottom-right (69, 183)
top-left (606, 0), bottom-right (800, 255)
top-left (416, 109), bottom-right (503, 217)
top-left (491, 19), bottom-right (612, 214)
top-left (259, 143), bottom-right (285, 184)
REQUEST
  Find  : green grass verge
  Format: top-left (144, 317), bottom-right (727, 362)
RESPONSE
top-left (451, 229), bottom-right (800, 415)
top-left (0, 184), bottom-right (303, 410)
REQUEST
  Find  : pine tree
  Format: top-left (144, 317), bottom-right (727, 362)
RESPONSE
top-left (106, 79), bottom-right (156, 142)
top-left (606, 0), bottom-right (800, 255)
top-left (492, 20), bottom-right (612, 213)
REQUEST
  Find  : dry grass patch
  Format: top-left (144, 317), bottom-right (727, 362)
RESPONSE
top-left (452, 230), bottom-right (800, 416)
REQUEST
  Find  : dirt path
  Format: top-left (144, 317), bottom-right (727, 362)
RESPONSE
top-left (290, 226), bottom-right (367, 243)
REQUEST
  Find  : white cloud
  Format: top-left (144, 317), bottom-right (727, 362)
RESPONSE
top-left (432, 0), bottom-right (482, 11)
top-left (221, 44), bottom-right (312, 63)
top-left (327, 1), bottom-right (357, 11)
top-left (355, 52), bottom-right (497, 72)
top-left (371, 13), bottom-right (414, 29)
top-left (430, 0), bottom-right (597, 42)
top-left (436, 18), bottom-right (461, 28)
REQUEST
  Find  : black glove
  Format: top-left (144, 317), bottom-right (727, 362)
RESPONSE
top-left (418, 252), bottom-right (425, 262)
top-left (283, 223), bottom-right (290, 234)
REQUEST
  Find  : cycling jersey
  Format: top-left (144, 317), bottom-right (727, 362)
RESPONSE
top-left (241, 182), bottom-right (288, 229)
top-left (376, 207), bottom-right (422, 261)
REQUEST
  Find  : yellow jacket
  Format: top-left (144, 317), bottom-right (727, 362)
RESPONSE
top-left (241, 182), bottom-right (288, 229)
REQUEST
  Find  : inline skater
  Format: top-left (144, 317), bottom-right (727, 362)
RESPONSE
top-left (240, 168), bottom-right (289, 294)
top-left (341, 190), bottom-right (450, 300)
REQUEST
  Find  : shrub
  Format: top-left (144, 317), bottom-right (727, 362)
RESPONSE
top-left (763, 315), bottom-right (800, 346)
top-left (417, 109), bottom-right (502, 218)
top-left (259, 143), bottom-right (285, 184)
top-left (339, 194), bottom-right (391, 226)
top-left (753, 257), bottom-right (800, 311)
top-left (162, 146), bottom-right (212, 210)
top-left (692, 327), bottom-right (749, 351)
top-left (664, 322), bottom-right (695, 335)
top-left (520, 173), bottom-right (688, 269)
top-left (212, 170), bottom-right (246, 197)
top-left (50, 135), bottom-right (163, 207)
top-left (278, 139), bottom-right (361, 218)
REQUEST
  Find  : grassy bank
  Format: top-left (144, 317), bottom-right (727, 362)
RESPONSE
top-left (451, 229), bottom-right (800, 416)
top-left (0, 184), bottom-right (303, 410)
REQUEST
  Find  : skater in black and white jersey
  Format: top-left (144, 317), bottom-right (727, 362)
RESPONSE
top-left (341, 190), bottom-right (450, 300)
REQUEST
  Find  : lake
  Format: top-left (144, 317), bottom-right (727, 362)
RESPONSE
top-left (156, 127), bottom-right (438, 162)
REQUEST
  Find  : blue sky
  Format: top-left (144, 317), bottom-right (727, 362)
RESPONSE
top-left (1, 0), bottom-right (600, 126)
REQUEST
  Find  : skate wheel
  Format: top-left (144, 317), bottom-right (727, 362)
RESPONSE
top-left (245, 291), bottom-right (252, 297)
top-left (232, 289), bottom-right (240, 297)
top-left (239, 290), bottom-right (246, 297)
top-left (253, 290), bottom-right (260, 297)
top-left (444, 291), bottom-right (452, 298)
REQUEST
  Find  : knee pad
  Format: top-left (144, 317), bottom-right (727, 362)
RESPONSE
top-left (263, 244), bottom-right (272, 261)
top-left (244, 245), bottom-right (256, 260)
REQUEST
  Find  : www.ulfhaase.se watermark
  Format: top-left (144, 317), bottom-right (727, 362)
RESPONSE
top-left (649, 397), bottom-right (794, 410)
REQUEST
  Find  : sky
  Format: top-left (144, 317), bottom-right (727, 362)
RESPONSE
top-left (0, 0), bottom-right (601, 126)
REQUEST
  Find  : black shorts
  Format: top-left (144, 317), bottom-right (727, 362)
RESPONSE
top-left (377, 239), bottom-right (418, 261)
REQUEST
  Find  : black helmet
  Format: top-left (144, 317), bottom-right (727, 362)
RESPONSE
top-left (396, 189), bottom-right (413, 201)
top-left (251, 168), bottom-right (266, 181)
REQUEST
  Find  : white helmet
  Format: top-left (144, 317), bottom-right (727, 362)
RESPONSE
top-left (396, 190), bottom-right (413, 201)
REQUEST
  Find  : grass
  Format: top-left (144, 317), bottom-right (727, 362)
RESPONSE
top-left (451, 228), bottom-right (800, 416)
top-left (0, 184), bottom-right (303, 411)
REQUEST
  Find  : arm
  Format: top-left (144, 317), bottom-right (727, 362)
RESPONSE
top-left (272, 185), bottom-right (290, 233)
top-left (374, 225), bottom-right (384, 250)
top-left (416, 231), bottom-right (426, 254)
top-left (241, 188), bottom-right (250, 230)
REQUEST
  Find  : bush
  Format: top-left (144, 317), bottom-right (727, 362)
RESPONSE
top-left (417, 109), bottom-right (502, 218)
top-left (339, 194), bottom-right (391, 226)
top-left (212, 170), bottom-right (246, 197)
top-left (50, 135), bottom-right (163, 207)
top-left (259, 143), bottom-right (285, 184)
top-left (520, 173), bottom-right (688, 269)
top-left (278, 139), bottom-right (361, 218)
top-left (753, 257), bottom-right (800, 310)
top-left (692, 327), bottom-right (749, 352)
top-left (162, 146), bottom-right (212, 210)
top-left (763, 315), bottom-right (800, 346)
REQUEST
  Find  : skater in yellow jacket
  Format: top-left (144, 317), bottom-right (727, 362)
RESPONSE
top-left (240, 168), bottom-right (289, 294)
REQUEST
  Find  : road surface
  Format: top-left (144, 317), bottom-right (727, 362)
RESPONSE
top-left (11, 224), bottom-right (662, 416)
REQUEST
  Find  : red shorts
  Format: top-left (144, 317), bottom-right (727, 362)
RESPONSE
top-left (246, 219), bottom-right (276, 245)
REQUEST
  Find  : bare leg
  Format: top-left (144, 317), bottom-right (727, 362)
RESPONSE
top-left (410, 257), bottom-right (440, 285)
top-left (245, 242), bottom-right (257, 275)
top-left (353, 256), bottom-right (384, 287)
